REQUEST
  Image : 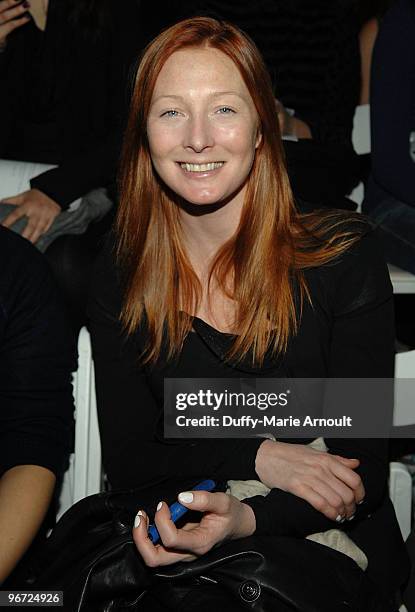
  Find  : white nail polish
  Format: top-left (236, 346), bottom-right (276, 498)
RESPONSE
top-left (335, 514), bottom-right (344, 522)
top-left (357, 499), bottom-right (365, 505)
top-left (178, 492), bottom-right (194, 504)
top-left (347, 514), bottom-right (355, 521)
top-left (134, 513), bottom-right (141, 528)
top-left (156, 501), bottom-right (163, 511)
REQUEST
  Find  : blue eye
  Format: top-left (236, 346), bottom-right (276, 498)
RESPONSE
top-left (217, 107), bottom-right (235, 114)
top-left (161, 110), bottom-right (180, 117)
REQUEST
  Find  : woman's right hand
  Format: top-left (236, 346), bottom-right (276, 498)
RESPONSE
top-left (0, 0), bottom-right (30, 48)
top-left (255, 440), bottom-right (365, 522)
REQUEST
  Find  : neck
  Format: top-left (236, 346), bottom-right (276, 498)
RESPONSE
top-left (179, 191), bottom-right (245, 272)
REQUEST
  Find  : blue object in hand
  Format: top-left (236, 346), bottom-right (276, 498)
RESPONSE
top-left (148, 479), bottom-right (216, 544)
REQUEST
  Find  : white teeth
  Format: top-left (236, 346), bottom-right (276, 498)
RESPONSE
top-left (180, 162), bottom-right (224, 172)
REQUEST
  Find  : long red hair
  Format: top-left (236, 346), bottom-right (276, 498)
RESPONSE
top-left (116, 17), bottom-right (362, 365)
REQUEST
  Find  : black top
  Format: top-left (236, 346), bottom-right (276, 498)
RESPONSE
top-left (140, 0), bottom-right (361, 145)
top-left (0, 226), bottom-right (76, 477)
top-left (0, 0), bottom-right (143, 209)
top-left (88, 224), bottom-right (409, 596)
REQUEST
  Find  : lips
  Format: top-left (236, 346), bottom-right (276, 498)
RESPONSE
top-left (179, 162), bottom-right (224, 172)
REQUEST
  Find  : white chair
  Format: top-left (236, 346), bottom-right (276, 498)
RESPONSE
top-left (387, 349), bottom-right (414, 612)
top-left (390, 348), bottom-right (415, 543)
top-left (389, 462), bottom-right (412, 543)
top-left (389, 264), bottom-right (415, 295)
top-left (58, 327), bottom-right (103, 519)
top-left (350, 104), bottom-right (371, 209)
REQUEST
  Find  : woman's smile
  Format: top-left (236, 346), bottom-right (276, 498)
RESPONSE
top-left (177, 161), bottom-right (225, 179)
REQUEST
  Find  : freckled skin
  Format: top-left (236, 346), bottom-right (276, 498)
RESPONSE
top-left (147, 48), bottom-right (262, 208)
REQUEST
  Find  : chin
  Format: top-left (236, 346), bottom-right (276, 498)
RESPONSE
top-left (179, 190), bottom-right (222, 206)
top-left (186, 197), bottom-right (219, 206)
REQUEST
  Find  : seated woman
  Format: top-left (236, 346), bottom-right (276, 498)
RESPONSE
top-left (88, 17), bottom-right (409, 610)
top-left (0, 0), bottom-right (142, 329)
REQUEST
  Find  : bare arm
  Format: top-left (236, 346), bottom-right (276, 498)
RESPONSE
top-left (359, 18), bottom-right (379, 105)
top-left (0, 465), bottom-right (55, 584)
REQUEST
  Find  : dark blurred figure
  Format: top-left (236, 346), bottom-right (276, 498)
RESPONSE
top-left (139, 0), bottom-right (363, 212)
top-left (361, 5), bottom-right (415, 608)
top-left (362, 0), bottom-right (415, 349)
top-left (0, 0), bottom-right (143, 330)
top-left (0, 226), bottom-right (75, 584)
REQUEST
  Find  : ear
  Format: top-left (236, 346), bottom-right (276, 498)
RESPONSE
top-left (255, 128), bottom-right (263, 149)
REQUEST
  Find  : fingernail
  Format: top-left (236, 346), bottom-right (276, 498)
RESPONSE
top-left (156, 501), bottom-right (162, 511)
top-left (347, 514), bottom-right (355, 521)
top-left (357, 499), bottom-right (365, 505)
top-left (133, 510), bottom-right (143, 528)
top-left (178, 492), bottom-right (194, 504)
top-left (335, 514), bottom-right (344, 523)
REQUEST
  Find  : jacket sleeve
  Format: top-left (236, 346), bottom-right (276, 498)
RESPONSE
top-left (0, 229), bottom-right (76, 477)
top-left (243, 229), bottom-right (393, 537)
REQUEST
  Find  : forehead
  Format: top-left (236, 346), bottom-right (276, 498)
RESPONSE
top-left (152, 47), bottom-right (251, 101)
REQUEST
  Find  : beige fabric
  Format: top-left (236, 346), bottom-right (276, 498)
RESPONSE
top-left (28, 0), bottom-right (49, 32)
top-left (306, 529), bottom-right (368, 571)
top-left (226, 436), bottom-right (368, 571)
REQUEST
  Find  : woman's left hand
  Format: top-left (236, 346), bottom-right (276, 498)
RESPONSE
top-left (133, 490), bottom-right (256, 567)
top-left (1, 189), bottom-right (61, 244)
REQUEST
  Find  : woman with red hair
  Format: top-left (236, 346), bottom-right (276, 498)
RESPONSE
top-left (89, 17), bottom-right (409, 610)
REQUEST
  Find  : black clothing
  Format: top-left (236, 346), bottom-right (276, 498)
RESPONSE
top-left (0, 0), bottom-right (143, 209)
top-left (0, 226), bottom-right (75, 477)
top-left (88, 225), bottom-right (409, 599)
top-left (362, 0), bottom-right (415, 347)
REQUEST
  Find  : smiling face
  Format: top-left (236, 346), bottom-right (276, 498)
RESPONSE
top-left (147, 47), bottom-right (262, 208)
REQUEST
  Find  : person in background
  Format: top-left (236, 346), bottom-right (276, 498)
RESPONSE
top-left (362, 0), bottom-right (415, 347)
top-left (0, 225), bottom-right (75, 585)
top-left (0, 0), bottom-right (143, 330)
top-left (361, 4), bottom-right (415, 607)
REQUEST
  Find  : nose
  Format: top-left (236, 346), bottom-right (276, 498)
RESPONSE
top-left (183, 114), bottom-right (214, 153)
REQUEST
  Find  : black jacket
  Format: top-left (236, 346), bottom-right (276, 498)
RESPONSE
top-left (0, 226), bottom-right (76, 477)
top-left (88, 225), bottom-right (410, 599)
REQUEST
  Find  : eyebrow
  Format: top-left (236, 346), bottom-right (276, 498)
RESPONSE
top-left (152, 91), bottom-right (247, 104)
